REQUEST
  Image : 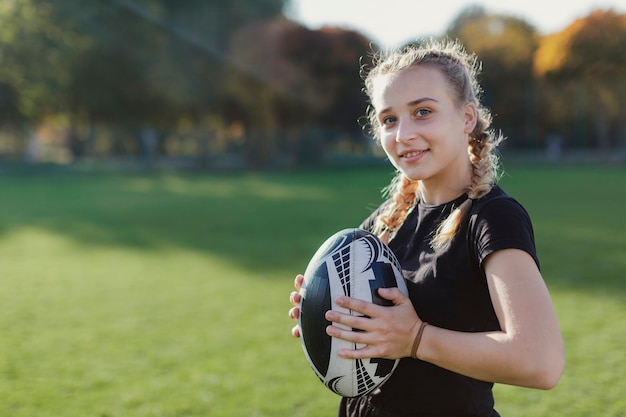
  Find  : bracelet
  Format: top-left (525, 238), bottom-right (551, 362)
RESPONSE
top-left (411, 321), bottom-right (428, 359)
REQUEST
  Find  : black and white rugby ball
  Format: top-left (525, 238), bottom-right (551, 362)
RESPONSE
top-left (298, 228), bottom-right (408, 397)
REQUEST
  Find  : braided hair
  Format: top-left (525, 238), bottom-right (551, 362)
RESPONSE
top-left (364, 39), bottom-right (503, 247)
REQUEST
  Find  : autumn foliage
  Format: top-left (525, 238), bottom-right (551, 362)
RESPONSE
top-left (533, 10), bottom-right (626, 150)
top-left (0, 2), bottom-right (625, 166)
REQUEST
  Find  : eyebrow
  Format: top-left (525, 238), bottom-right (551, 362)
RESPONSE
top-left (378, 97), bottom-right (439, 115)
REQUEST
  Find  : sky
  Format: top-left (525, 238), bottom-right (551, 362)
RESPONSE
top-left (286, 0), bottom-right (626, 48)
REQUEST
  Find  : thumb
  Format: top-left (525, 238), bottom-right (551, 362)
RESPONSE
top-left (377, 287), bottom-right (409, 306)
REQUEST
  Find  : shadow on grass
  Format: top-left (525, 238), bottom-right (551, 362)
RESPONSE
top-left (0, 168), bottom-right (393, 277)
top-left (1, 165), bottom-right (624, 297)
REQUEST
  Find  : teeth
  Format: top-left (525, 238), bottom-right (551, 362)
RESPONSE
top-left (403, 151), bottom-right (422, 158)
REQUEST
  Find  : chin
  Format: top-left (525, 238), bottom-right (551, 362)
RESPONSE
top-left (399, 167), bottom-right (428, 182)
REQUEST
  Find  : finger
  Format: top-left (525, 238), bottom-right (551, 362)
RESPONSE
top-left (326, 323), bottom-right (371, 345)
top-left (325, 310), bottom-right (372, 332)
top-left (334, 296), bottom-right (381, 317)
top-left (294, 274), bottom-right (304, 290)
top-left (377, 287), bottom-right (410, 306)
top-left (288, 306), bottom-right (300, 320)
top-left (290, 291), bottom-right (301, 306)
top-left (337, 345), bottom-right (379, 360)
top-left (291, 325), bottom-right (301, 338)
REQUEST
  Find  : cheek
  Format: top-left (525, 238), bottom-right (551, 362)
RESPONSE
top-left (380, 134), bottom-right (396, 156)
top-left (380, 136), bottom-right (403, 170)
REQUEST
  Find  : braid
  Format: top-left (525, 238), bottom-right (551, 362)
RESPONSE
top-left (467, 129), bottom-right (502, 199)
top-left (430, 123), bottom-right (503, 249)
top-left (373, 174), bottom-right (418, 244)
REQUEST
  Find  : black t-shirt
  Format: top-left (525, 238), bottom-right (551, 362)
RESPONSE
top-left (343, 185), bottom-right (538, 416)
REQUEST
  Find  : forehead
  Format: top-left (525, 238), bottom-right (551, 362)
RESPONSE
top-left (371, 66), bottom-right (452, 109)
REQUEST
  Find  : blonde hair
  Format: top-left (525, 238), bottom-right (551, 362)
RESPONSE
top-left (364, 39), bottom-right (503, 248)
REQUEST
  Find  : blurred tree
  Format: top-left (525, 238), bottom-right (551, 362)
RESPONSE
top-left (0, 0), bottom-right (289, 158)
top-left (279, 25), bottom-right (374, 158)
top-left (534, 9), bottom-right (626, 152)
top-left (226, 19), bottom-right (374, 167)
top-left (224, 19), bottom-right (300, 167)
top-left (307, 27), bottom-right (374, 141)
top-left (0, 0), bottom-right (90, 120)
top-left (447, 6), bottom-right (539, 147)
top-left (0, 82), bottom-right (22, 123)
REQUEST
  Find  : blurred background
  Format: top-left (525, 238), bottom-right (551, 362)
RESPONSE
top-left (1, 0), bottom-right (625, 171)
top-left (1, 2), bottom-right (625, 417)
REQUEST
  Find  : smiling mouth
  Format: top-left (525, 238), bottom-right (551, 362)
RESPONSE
top-left (401, 150), bottom-right (426, 158)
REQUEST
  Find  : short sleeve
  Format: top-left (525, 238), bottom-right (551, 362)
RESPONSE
top-left (471, 197), bottom-right (540, 269)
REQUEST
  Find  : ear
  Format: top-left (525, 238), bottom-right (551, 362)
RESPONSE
top-left (463, 102), bottom-right (478, 135)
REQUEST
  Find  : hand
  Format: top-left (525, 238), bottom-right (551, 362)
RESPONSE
top-left (288, 274), bottom-right (304, 338)
top-left (324, 287), bottom-right (421, 360)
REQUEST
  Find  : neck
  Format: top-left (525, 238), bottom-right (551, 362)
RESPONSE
top-left (419, 184), bottom-right (469, 205)
top-left (418, 161), bottom-right (473, 205)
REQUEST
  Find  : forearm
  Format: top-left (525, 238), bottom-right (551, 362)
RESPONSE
top-left (416, 324), bottom-right (563, 389)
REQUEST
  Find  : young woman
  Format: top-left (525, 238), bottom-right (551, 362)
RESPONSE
top-left (288, 39), bottom-right (565, 417)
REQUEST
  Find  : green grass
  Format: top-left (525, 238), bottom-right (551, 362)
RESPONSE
top-left (0, 164), bottom-right (624, 416)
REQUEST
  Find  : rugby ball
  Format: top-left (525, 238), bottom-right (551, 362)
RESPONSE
top-left (298, 228), bottom-right (408, 397)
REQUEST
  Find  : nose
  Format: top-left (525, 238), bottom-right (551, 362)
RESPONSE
top-left (395, 118), bottom-right (416, 143)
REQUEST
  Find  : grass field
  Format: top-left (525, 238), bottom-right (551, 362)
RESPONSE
top-left (0, 163), bottom-right (624, 416)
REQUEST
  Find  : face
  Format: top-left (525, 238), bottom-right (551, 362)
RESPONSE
top-left (371, 65), bottom-right (477, 193)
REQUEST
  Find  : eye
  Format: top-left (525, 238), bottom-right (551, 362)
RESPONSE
top-left (381, 115), bottom-right (397, 126)
top-left (415, 108), bottom-right (431, 117)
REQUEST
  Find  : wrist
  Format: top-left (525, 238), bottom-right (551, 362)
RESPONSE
top-left (411, 321), bottom-right (429, 359)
